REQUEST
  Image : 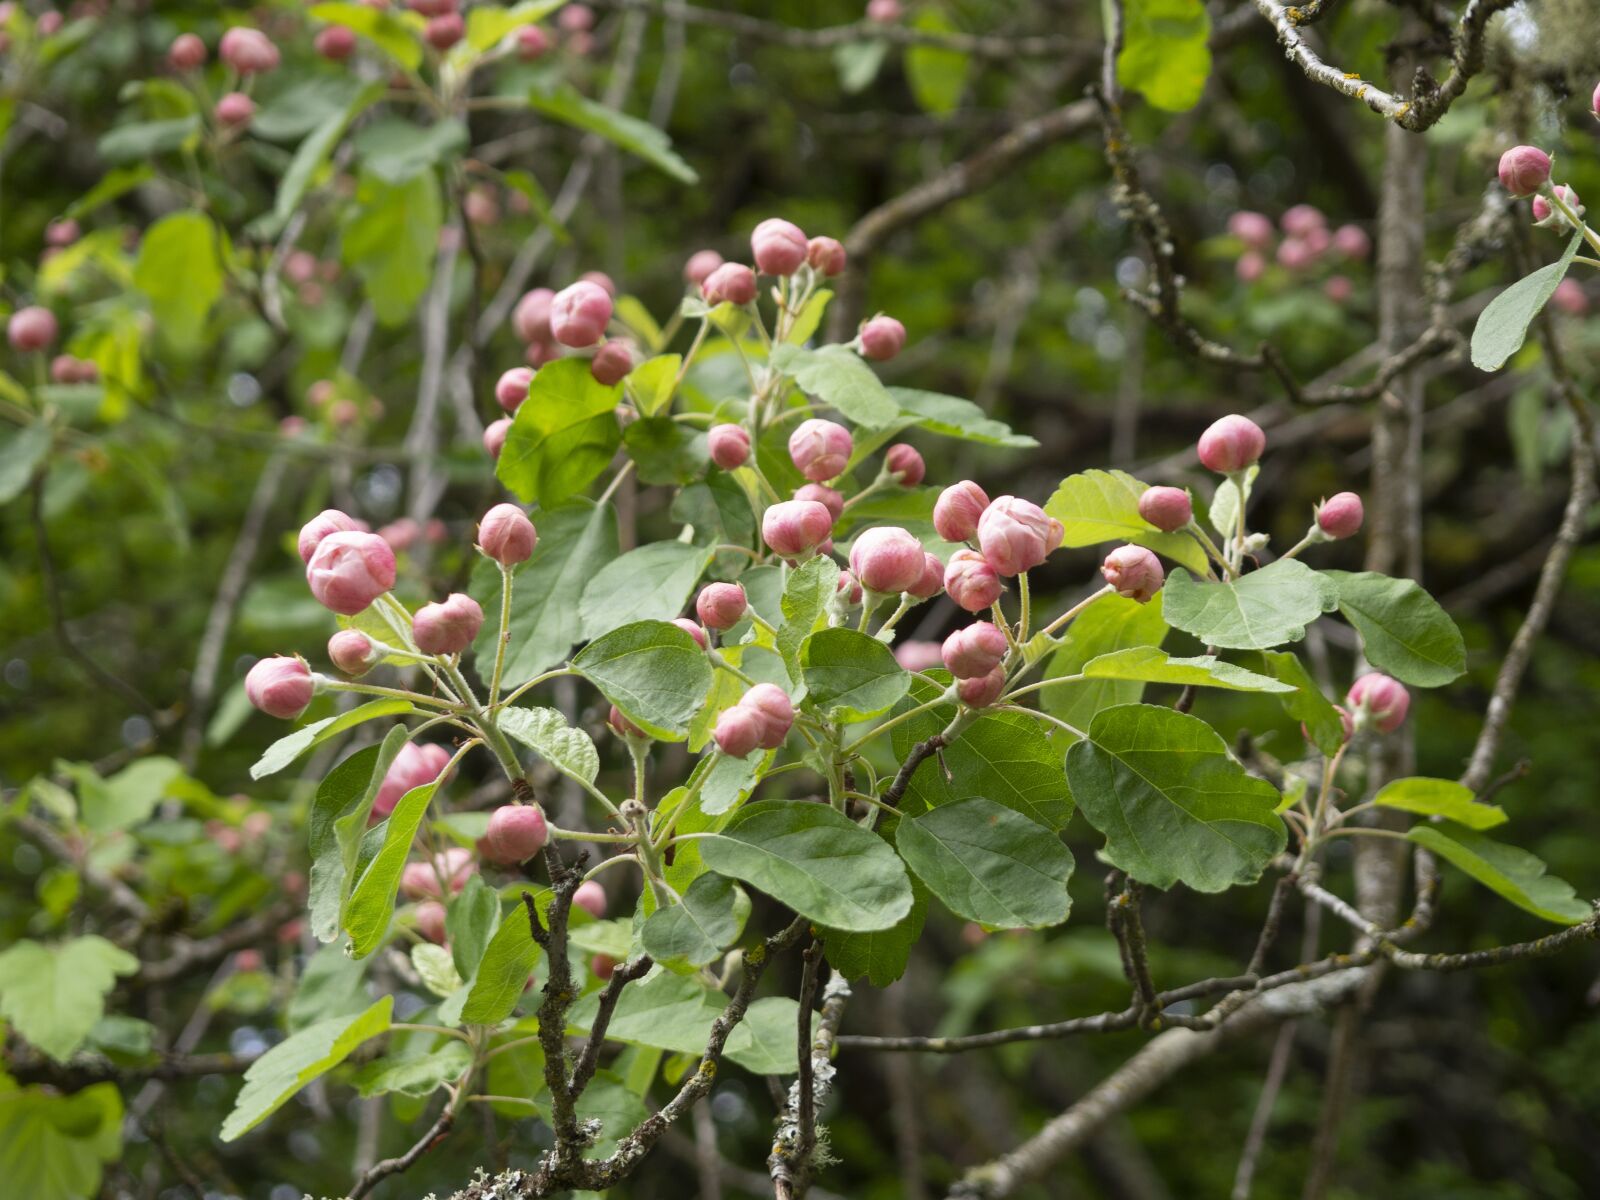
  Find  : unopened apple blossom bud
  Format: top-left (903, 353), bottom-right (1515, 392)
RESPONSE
top-left (894, 640), bottom-right (944, 671)
top-left (850, 526), bottom-right (927, 595)
top-left (415, 901), bottom-right (447, 943)
top-left (484, 417), bottom-right (511, 459)
top-left (702, 262), bottom-right (757, 305)
top-left (8, 305), bottom-right (57, 352)
top-left (976, 496), bottom-right (1063, 576)
top-left (298, 509), bottom-right (358, 564)
top-left (215, 92), bottom-right (255, 128)
top-left (495, 366), bottom-right (533, 414)
top-left (234, 948), bottom-right (264, 972)
top-left (49, 355), bottom-right (76, 384)
top-left (524, 339), bottom-right (560, 367)
top-left (1315, 492), bottom-right (1363, 540)
top-left (907, 552), bottom-right (945, 600)
top-left (1137, 486), bottom-right (1191, 532)
top-left (463, 187), bottom-right (499, 227)
top-left (835, 570), bottom-right (864, 608)
top-left (328, 629), bottom-right (381, 677)
top-left (36, 10), bottom-right (61, 35)
top-left (696, 582), bottom-right (748, 630)
top-left (479, 503), bottom-right (537, 564)
top-left (1197, 413), bottom-right (1265, 474)
top-left (806, 236), bottom-right (846, 276)
top-left (885, 443), bottom-right (925, 486)
top-left (400, 849), bottom-right (473, 900)
top-left (866, 0), bottom-right (903, 21)
top-left (306, 531), bottom-right (396, 614)
top-left (608, 704), bottom-right (647, 739)
top-left (1497, 145), bottom-right (1551, 196)
top-left (44, 219), bottom-right (78, 247)
top-left (1276, 238), bottom-right (1314, 271)
top-left (1532, 184), bottom-right (1582, 227)
top-left (793, 483), bottom-right (843, 521)
top-left (1346, 672), bottom-right (1409, 734)
top-left (743, 683), bottom-right (795, 749)
top-left (1101, 545), bottom-right (1164, 603)
top-left (1323, 275), bottom-right (1353, 303)
top-left (933, 480), bottom-right (990, 542)
top-left (1552, 277), bottom-right (1588, 315)
top-left (1332, 224), bottom-right (1370, 260)
top-left (580, 270), bottom-right (616, 296)
top-left (672, 616), bottom-right (708, 649)
top-left (1236, 251), bottom-right (1265, 283)
top-left (512, 287), bottom-right (554, 343)
top-left (480, 804), bottom-right (549, 865)
top-left (590, 953), bottom-right (616, 980)
top-left (789, 418), bottom-right (852, 482)
top-left (751, 218), bottom-right (808, 276)
top-left (941, 621), bottom-right (1008, 679)
top-left (944, 548), bottom-right (1003, 612)
top-left (590, 339), bottom-right (634, 386)
top-left (408, 0), bottom-right (457, 14)
top-left (573, 880), bottom-right (608, 919)
top-left (859, 314), bottom-right (906, 361)
top-left (516, 23), bottom-right (551, 60)
top-left (708, 423), bottom-right (750, 470)
top-left (550, 280), bottom-right (612, 347)
top-left (376, 743), bottom-right (453, 819)
top-left (168, 32), bottom-right (206, 70)
top-left (1280, 203), bottom-right (1325, 237)
top-left (957, 665), bottom-right (1007, 709)
top-left (684, 249), bottom-right (724, 285)
top-left (714, 704), bottom-right (763, 757)
top-left (220, 27), bottom-right (279, 73)
top-left (413, 592), bottom-right (484, 655)
top-left (246, 656), bottom-right (316, 719)
top-left (315, 25), bottom-right (356, 59)
top-left (425, 12), bottom-right (464, 48)
top-left (762, 499), bottom-right (834, 558)
top-left (1227, 211), bottom-right (1274, 249)
top-left (379, 518), bottom-right (420, 552)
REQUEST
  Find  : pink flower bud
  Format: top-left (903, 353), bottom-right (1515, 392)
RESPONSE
top-left (762, 499), bottom-right (834, 558)
top-left (835, 570), bottom-right (864, 608)
top-left (1315, 492), bottom-right (1363, 540)
top-left (1346, 672), bottom-right (1409, 734)
top-left (550, 280), bottom-right (613, 347)
top-left (408, 0), bottom-right (458, 14)
top-left (957, 665), bottom-right (1007, 709)
top-left (315, 25), bottom-right (356, 59)
top-left (684, 249), bottom-right (724, 285)
top-left (941, 621), bottom-right (1008, 680)
top-left (425, 12), bottom-right (464, 48)
top-left (380, 517), bottom-right (420, 552)
top-left (1552, 277), bottom-right (1588, 315)
top-left (219, 27), bottom-right (279, 73)
top-left (1235, 251), bottom-right (1266, 283)
top-left (751, 218), bottom-right (808, 276)
top-left (696, 582), bottom-right (748, 630)
top-left (44, 218), bottom-right (78, 247)
top-left (415, 901), bottom-right (447, 944)
top-left (463, 188), bottom-right (499, 227)
top-left (701, 262), bottom-right (757, 305)
top-left (413, 592), bottom-right (485, 655)
top-left (495, 366), bottom-right (533, 414)
top-left (376, 743), bottom-right (452, 819)
top-left (484, 416), bottom-right (511, 459)
top-left (894, 640), bottom-right (944, 671)
top-left (590, 339), bottom-right (634, 386)
top-left (933, 480), bottom-right (990, 542)
top-left (234, 948), bottom-right (264, 972)
top-left (49, 355), bottom-right (76, 384)
top-left (328, 629), bottom-right (381, 677)
top-left (512, 288), bottom-right (554, 343)
top-left (608, 704), bottom-right (647, 739)
top-left (867, 0), bottom-right (903, 21)
top-left (944, 548), bottom-right (1003, 612)
top-left (1332, 224), bottom-right (1370, 260)
top-left (794, 482), bottom-right (844, 521)
top-left (788, 418), bottom-right (853, 482)
top-left (479, 503), bottom-right (538, 564)
top-left (168, 32), bottom-right (207, 70)
top-left (1196, 413), bottom-right (1266, 474)
top-left (8, 305), bottom-right (57, 352)
top-left (743, 683), bottom-right (795, 749)
top-left (1531, 184), bottom-right (1581, 226)
top-left (1227, 211), bottom-right (1274, 249)
top-left (859, 314), bottom-right (906, 361)
top-left (1137, 486), bottom-right (1192, 532)
top-left (1276, 237), bottom-right (1314, 271)
top-left (573, 880), bottom-right (608, 919)
top-left (714, 704), bottom-right (763, 758)
top-left (590, 953), bottom-right (615, 980)
top-left (806, 236), bottom-right (846, 276)
top-left (1280, 204), bottom-right (1325, 237)
top-left (1497, 145), bottom-right (1551, 196)
top-left (976, 496), bottom-right (1063, 577)
top-left (580, 270), bottom-right (617, 296)
top-left (1101, 545), bottom-right (1164, 603)
top-left (885, 443), bottom-right (925, 486)
top-left (480, 804), bottom-right (549, 865)
top-left (907, 552), bottom-right (945, 600)
top-left (1323, 275), bottom-right (1353, 303)
top-left (516, 23), bottom-right (550, 59)
top-left (306, 531), bottom-right (396, 615)
top-left (849, 525), bottom-right (927, 595)
top-left (245, 656), bottom-right (315, 719)
top-left (672, 616), bottom-right (708, 649)
top-left (215, 91), bottom-right (255, 128)
top-left (708, 423), bottom-right (750, 470)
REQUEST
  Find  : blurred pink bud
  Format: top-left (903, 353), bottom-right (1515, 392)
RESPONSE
top-left (696, 582), bottom-right (748, 630)
top-left (672, 616), bottom-right (708, 649)
top-left (957, 666), bottom-right (1007, 708)
top-left (168, 32), bottom-right (207, 70)
top-left (413, 592), bottom-right (484, 655)
top-left (414, 901), bottom-right (447, 944)
top-left (1552, 277), bottom-right (1588, 315)
top-left (480, 804), bottom-right (549, 865)
top-left (867, 0), bottom-right (903, 20)
top-left (425, 518), bottom-right (448, 544)
top-left (516, 23), bottom-right (551, 60)
top-left (215, 91), bottom-right (255, 128)
top-left (1197, 414), bottom-right (1265, 474)
top-left (479, 503), bottom-right (537, 564)
top-left (789, 418), bottom-right (853, 481)
top-left (1227, 211), bottom-right (1274, 249)
top-left (714, 704), bottom-right (763, 757)
top-left (573, 879), bottom-right (608, 918)
top-left (524, 339), bottom-right (560, 367)
top-left (751, 218), bottom-right (808, 276)
top-left (8, 305), bottom-right (57, 352)
top-left (550, 281), bottom-right (613, 347)
top-left (1279, 204), bottom-right (1325, 237)
top-left (1332, 224), bottom-right (1370, 260)
top-left (496, 366), bottom-right (533, 414)
top-left (976, 496), bottom-right (1062, 577)
top-left (1235, 251), bottom-right (1265, 283)
top-left (463, 187), bottom-right (499, 227)
top-left (49, 355), bottom-right (77, 384)
top-left (684, 249), bottom-right (724, 285)
top-left (942, 621), bottom-right (1007, 679)
top-left (1276, 237), bottom-right (1314, 271)
top-left (315, 25), bottom-right (356, 59)
top-left (859, 314), bottom-right (906, 361)
top-left (284, 251), bottom-right (317, 285)
top-left (328, 629), bottom-right (381, 677)
top-left (934, 480), bottom-right (990, 542)
top-left (1101, 545), bottom-right (1164, 603)
top-left (306, 531), bottom-right (395, 614)
top-left (44, 218), bottom-right (78, 247)
top-left (219, 27), bottom-right (279, 73)
top-left (246, 656), bottom-right (315, 719)
top-left (512, 287), bottom-right (554, 343)
top-left (794, 483), bottom-right (844, 521)
top-left (806, 236), bottom-right (846, 276)
top-left (590, 339), bottom-right (634, 386)
top-left (35, 10), bottom-right (60, 35)
top-left (849, 525), bottom-right (927, 594)
top-left (1497, 145), bottom-right (1551, 196)
top-left (590, 953), bottom-right (615, 980)
top-left (762, 499), bottom-right (834, 558)
top-left (608, 704), bottom-right (647, 739)
top-left (1323, 275), bottom-right (1353, 303)
top-left (885, 443), bottom-right (925, 486)
top-left (907, 552), bottom-right (945, 600)
top-left (425, 12), bottom-right (464, 48)
top-left (402, 848), bottom-right (475, 897)
top-left (944, 548), bottom-right (1003, 612)
top-left (1137, 486), bottom-right (1191, 532)
top-left (894, 640), bottom-right (944, 671)
top-left (484, 416), bottom-right (511, 459)
top-left (376, 743), bottom-right (452, 819)
top-left (1346, 672), bottom-right (1409, 734)
top-left (234, 948), bottom-right (264, 972)
top-left (708, 423), bottom-right (750, 470)
top-left (306, 378), bottom-right (336, 407)
top-left (279, 416), bottom-right (308, 437)
top-left (743, 683), bottom-right (795, 749)
top-left (835, 570), bottom-right (864, 607)
top-left (408, 0), bottom-right (457, 13)
top-left (1316, 492), bottom-right (1363, 539)
top-left (379, 517), bottom-right (420, 552)
top-left (702, 262), bottom-right (757, 305)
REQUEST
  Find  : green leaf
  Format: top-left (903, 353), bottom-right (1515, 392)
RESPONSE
top-left (1044, 469), bottom-right (1210, 575)
top-left (1471, 231), bottom-right (1583, 371)
top-left (640, 873), bottom-right (750, 968)
top-left (0, 1081), bottom-right (122, 1200)
top-left (0, 422), bottom-right (52, 504)
top-left (821, 881), bottom-right (927, 987)
top-left (1322, 570), bottom-right (1466, 687)
top-left (1207, 465), bottom-right (1257, 540)
top-left (253, 82), bottom-right (384, 237)
top-left (1080, 646), bottom-right (1294, 693)
top-left (220, 997), bottom-right (393, 1141)
top-left (342, 779), bottom-right (441, 957)
top-left (496, 359), bottom-right (622, 507)
top-left (526, 82), bottom-right (697, 183)
top-left (80, 755), bottom-right (183, 833)
top-left (249, 699), bottom-right (415, 780)
top-left (1162, 559), bottom-right (1338, 651)
top-left (134, 211), bottom-right (227, 350)
top-left (573, 620), bottom-right (713, 742)
top-left (1374, 777), bottom-right (1507, 831)
top-left (307, 731), bottom-right (410, 943)
top-left (341, 170), bottom-right (441, 326)
top-left (286, 945), bottom-right (370, 1033)
top-left (897, 798), bottom-right (1074, 929)
top-left (499, 707), bottom-right (600, 787)
top-left (1407, 822), bottom-right (1591, 925)
top-left (249, 75), bottom-right (367, 142)
top-left (888, 387), bottom-right (1038, 448)
top-left (800, 627), bottom-right (910, 721)
top-left (446, 875), bottom-right (500, 981)
top-left (1041, 591), bottom-right (1169, 739)
top-left (835, 39), bottom-right (888, 92)
top-left (352, 1040), bottom-right (472, 1098)
top-left (1065, 704), bottom-right (1286, 891)
top-left (700, 800), bottom-right (913, 932)
top-left (61, 164), bottom-right (154, 221)
top-left (629, 354), bottom-right (682, 416)
top-left (469, 499), bottom-right (618, 687)
top-left (411, 943), bottom-right (464, 999)
top-left (352, 116), bottom-right (469, 185)
top-left (308, 3), bottom-right (423, 69)
top-left (466, 1), bottom-right (565, 51)
top-left (769, 343), bottom-right (900, 428)
top-left (778, 554), bottom-right (841, 670)
top-left (1257, 650), bottom-right (1346, 756)
top-left (0, 936), bottom-right (138, 1062)
top-left (461, 902), bottom-right (541, 1025)
top-left (96, 115), bottom-right (200, 163)
top-left (579, 541), bottom-right (712, 641)
top-left (1117, 0), bottom-right (1212, 112)
top-left (904, 11), bottom-right (970, 115)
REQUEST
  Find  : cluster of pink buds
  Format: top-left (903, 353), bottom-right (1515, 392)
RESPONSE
top-left (713, 683), bottom-right (795, 757)
top-left (941, 621), bottom-right (1008, 708)
top-left (932, 482), bottom-right (1063, 610)
top-left (503, 274), bottom-right (631, 391)
top-left (1228, 204), bottom-right (1367, 301)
